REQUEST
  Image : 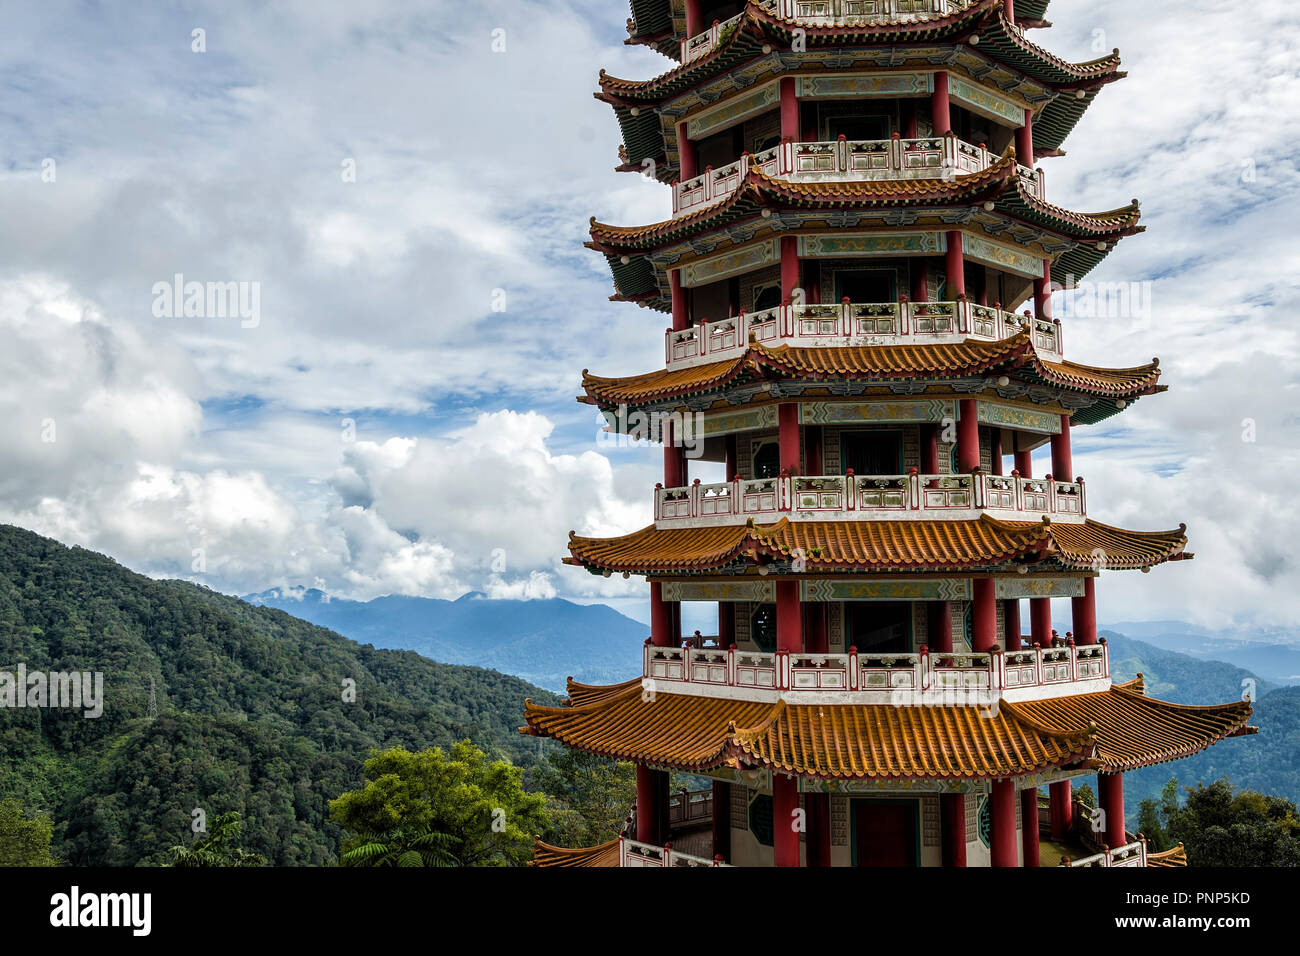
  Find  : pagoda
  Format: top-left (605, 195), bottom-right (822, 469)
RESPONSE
top-left (525, 0), bottom-right (1255, 868)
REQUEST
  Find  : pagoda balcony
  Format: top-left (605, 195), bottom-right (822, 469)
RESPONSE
top-left (665, 300), bottom-right (1062, 369)
top-left (671, 136), bottom-right (1044, 218)
top-left (643, 641), bottom-right (1111, 705)
top-left (654, 471), bottom-right (1086, 527)
top-left (680, 3), bottom-right (976, 64)
top-left (619, 836), bottom-right (731, 867)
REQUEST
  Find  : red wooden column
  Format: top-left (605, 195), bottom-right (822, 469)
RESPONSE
top-left (922, 423), bottom-right (940, 474)
top-left (1003, 598), bottom-right (1022, 651)
top-left (1049, 780), bottom-right (1073, 841)
top-left (990, 779), bottom-right (1018, 866)
top-left (776, 580), bottom-right (802, 652)
top-left (724, 433), bottom-right (739, 480)
top-left (712, 780), bottom-right (731, 862)
top-left (1016, 107), bottom-right (1033, 163)
top-left (1035, 259), bottom-right (1053, 320)
top-left (1050, 414), bottom-right (1072, 480)
top-left (1020, 787), bottom-right (1040, 867)
top-left (1099, 773), bottom-right (1126, 849)
top-left (990, 429), bottom-right (1004, 475)
top-left (911, 260), bottom-right (929, 303)
top-left (718, 602), bottom-right (735, 646)
top-left (773, 774), bottom-right (801, 866)
top-left (945, 231), bottom-right (966, 299)
top-left (957, 399), bottom-right (980, 473)
top-left (663, 422), bottom-right (686, 488)
top-left (677, 121), bottom-right (697, 182)
top-left (928, 600), bottom-right (953, 653)
top-left (1073, 576), bottom-right (1098, 645)
top-left (1014, 443), bottom-right (1033, 479)
top-left (650, 581), bottom-right (673, 648)
top-left (684, 0), bottom-right (704, 35)
top-left (670, 269), bottom-right (689, 332)
top-left (806, 792), bottom-right (831, 867)
top-left (778, 403), bottom-right (801, 474)
top-left (931, 71), bottom-right (951, 134)
top-left (780, 77), bottom-right (798, 142)
top-left (971, 578), bottom-right (997, 652)
top-left (636, 765), bottom-right (668, 844)
top-left (941, 793), bottom-right (967, 867)
top-left (1030, 598), bottom-right (1051, 647)
top-left (780, 235), bottom-right (800, 303)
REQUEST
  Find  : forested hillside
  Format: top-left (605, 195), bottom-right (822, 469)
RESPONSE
top-left (0, 525), bottom-right (557, 866)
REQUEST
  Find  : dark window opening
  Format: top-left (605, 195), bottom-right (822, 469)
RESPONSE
top-left (751, 603), bottom-right (777, 652)
top-left (752, 441), bottom-right (780, 479)
top-left (834, 269), bottom-right (896, 304)
top-left (845, 602), bottom-right (912, 654)
top-left (841, 430), bottom-right (903, 476)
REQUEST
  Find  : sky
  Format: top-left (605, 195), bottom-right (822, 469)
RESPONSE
top-left (0, 0), bottom-right (1297, 630)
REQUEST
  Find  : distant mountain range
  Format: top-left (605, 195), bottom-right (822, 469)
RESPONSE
top-left (1104, 620), bottom-right (1300, 685)
top-left (244, 589), bottom-right (646, 693)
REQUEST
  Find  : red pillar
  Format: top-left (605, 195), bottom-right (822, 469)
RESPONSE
top-left (663, 422), bottom-right (686, 487)
top-left (922, 423), bottom-right (940, 474)
top-left (957, 398), bottom-right (980, 473)
top-left (1016, 108), bottom-right (1033, 163)
top-left (1035, 260), bottom-right (1052, 320)
top-left (990, 429), bottom-right (1004, 476)
top-left (1049, 780), bottom-right (1073, 841)
top-left (972, 578), bottom-right (996, 651)
top-left (718, 601), bottom-right (734, 646)
top-left (928, 600), bottom-right (953, 653)
top-left (945, 231), bottom-right (965, 299)
top-left (990, 779), bottom-right (1018, 866)
top-left (1003, 598), bottom-right (1021, 651)
top-left (684, 0), bottom-right (704, 36)
top-left (724, 434), bottom-right (739, 481)
top-left (1014, 447), bottom-right (1033, 478)
top-left (650, 582), bottom-right (673, 648)
top-left (1021, 787), bottom-right (1040, 867)
top-left (778, 403), bottom-right (801, 474)
top-left (1030, 598), bottom-right (1052, 647)
top-left (931, 71), bottom-right (951, 134)
top-left (636, 765), bottom-right (667, 844)
top-left (1004, 0), bottom-right (1016, 20)
top-left (941, 793), bottom-right (966, 867)
top-left (776, 580), bottom-right (802, 652)
top-left (805, 425), bottom-right (823, 475)
top-left (1072, 576), bottom-right (1097, 645)
top-left (806, 792), bottom-right (831, 867)
top-left (711, 780), bottom-right (731, 862)
top-left (773, 774), bottom-right (801, 866)
top-left (677, 121), bottom-right (696, 182)
top-left (780, 77), bottom-right (798, 142)
top-left (670, 269), bottom-right (689, 332)
top-left (803, 602), bottom-right (828, 654)
top-left (911, 260), bottom-right (929, 303)
top-left (902, 100), bottom-right (918, 139)
top-left (1050, 415), bottom-right (1072, 480)
top-left (1099, 773), bottom-right (1126, 849)
top-left (780, 235), bottom-right (799, 302)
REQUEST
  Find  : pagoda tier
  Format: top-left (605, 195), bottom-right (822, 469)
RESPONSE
top-left (611, 0), bottom-right (1115, 176)
top-left (582, 333), bottom-right (1162, 424)
top-left (523, 676), bottom-right (1253, 779)
top-left (564, 516), bottom-right (1187, 574)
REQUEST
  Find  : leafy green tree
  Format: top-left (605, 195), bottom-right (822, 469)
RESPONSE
top-left (531, 747), bottom-right (634, 847)
top-left (167, 811), bottom-right (266, 867)
top-left (1162, 779), bottom-right (1300, 867)
top-left (0, 798), bottom-right (59, 866)
top-left (330, 742), bottom-right (549, 867)
top-left (1136, 778), bottom-right (1179, 852)
top-left (340, 827), bottom-right (458, 867)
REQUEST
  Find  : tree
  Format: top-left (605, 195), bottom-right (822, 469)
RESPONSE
top-left (531, 747), bottom-right (634, 848)
top-left (0, 798), bottom-right (59, 867)
top-left (167, 811), bottom-right (266, 867)
top-left (1136, 778), bottom-right (1179, 852)
top-left (1138, 778), bottom-right (1300, 867)
top-left (330, 742), bottom-right (549, 867)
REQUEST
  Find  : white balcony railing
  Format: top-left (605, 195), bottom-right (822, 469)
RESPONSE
top-left (654, 471), bottom-right (1086, 527)
top-left (666, 300), bottom-right (1062, 368)
top-left (620, 836), bottom-right (730, 867)
top-left (673, 135), bottom-right (1044, 217)
top-left (681, 3), bottom-right (975, 64)
top-left (643, 641), bottom-right (1111, 705)
top-left (1065, 841), bottom-right (1147, 868)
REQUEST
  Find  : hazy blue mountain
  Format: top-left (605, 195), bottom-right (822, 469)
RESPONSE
top-left (1105, 620), bottom-right (1300, 685)
top-left (244, 589), bottom-right (646, 692)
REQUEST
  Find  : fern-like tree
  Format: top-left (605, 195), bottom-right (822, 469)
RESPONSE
top-left (330, 741), bottom-right (549, 867)
top-left (0, 799), bottom-right (60, 867)
top-left (167, 811), bottom-right (266, 867)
